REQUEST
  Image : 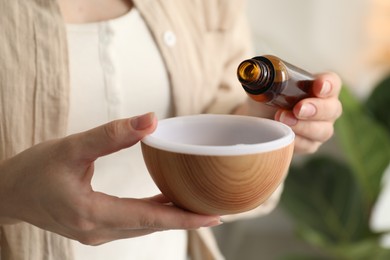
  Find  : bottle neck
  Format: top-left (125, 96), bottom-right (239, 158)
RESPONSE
top-left (237, 57), bottom-right (274, 95)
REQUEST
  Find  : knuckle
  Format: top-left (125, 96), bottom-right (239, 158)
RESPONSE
top-left (76, 234), bottom-right (102, 246)
top-left (68, 207), bottom-right (105, 246)
top-left (294, 136), bottom-right (320, 155)
top-left (68, 217), bottom-right (102, 246)
top-left (139, 215), bottom-right (164, 230)
top-left (67, 214), bottom-right (97, 233)
top-left (305, 142), bottom-right (321, 154)
top-left (57, 136), bottom-right (79, 159)
top-left (315, 123), bottom-right (334, 142)
top-left (103, 121), bottom-right (122, 143)
top-left (65, 202), bottom-right (98, 233)
top-left (75, 217), bottom-right (97, 232)
top-left (311, 143), bottom-right (321, 153)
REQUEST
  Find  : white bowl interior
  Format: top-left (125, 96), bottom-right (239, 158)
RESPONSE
top-left (142, 114), bottom-right (294, 155)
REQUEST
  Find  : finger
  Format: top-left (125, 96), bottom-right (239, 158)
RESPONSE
top-left (276, 110), bottom-right (335, 142)
top-left (71, 223), bottom-right (156, 245)
top-left (146, 194), bottom-right (172, 204)
top-left (76, 227), bottom-right (156, 246)
top-left (293, 97), bottom-right (342, 121)
top-left (93, 193), bottom-right (221, 232)
top-left (63, 193), bottom-right (182, 245)
top-left (293, 120), bottom-right (334, 143)
top-left (275, 109), bottom-right (298, 126)
top-left (312, 72), bottom-right (342, 98)
top-left (71, 112), bottom-right (157, 161)
top-left (293, 135), bottom-right (322, 155)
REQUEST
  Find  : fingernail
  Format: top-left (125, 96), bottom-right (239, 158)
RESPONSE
top-left (279, 111), bottom-right (298, 126)
top-left (202, 218), bottom-right (223, 227)
top-left (320, 81), bottom-right (331, 96)
top-left (131, 112), bottom-right (155, 130)
top-left (299, 103), bottom-right (317, 118)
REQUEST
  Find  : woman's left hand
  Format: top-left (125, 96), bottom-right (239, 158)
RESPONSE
top-left (274, 72), bottom-right (343, 154)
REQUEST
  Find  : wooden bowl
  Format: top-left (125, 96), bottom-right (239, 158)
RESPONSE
top-left (141, 114), bottom-right (294, 215)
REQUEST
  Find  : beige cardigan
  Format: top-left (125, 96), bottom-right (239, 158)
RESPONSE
top-left (0, 0), bottom-right (281, 259)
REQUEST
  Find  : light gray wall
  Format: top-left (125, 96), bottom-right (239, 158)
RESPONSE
top-left (246, 0), bottom-right (372, 96)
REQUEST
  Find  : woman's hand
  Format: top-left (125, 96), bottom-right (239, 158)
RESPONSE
top-left (0, 113), bottom-right (221, 245)
top-left (274, 72), bottom-right (343, 154)
top-left (235, 72), bottom-right (342, 154)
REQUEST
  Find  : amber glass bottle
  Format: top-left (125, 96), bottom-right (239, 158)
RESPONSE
top-left (237, 55), bottom-right (314, 109)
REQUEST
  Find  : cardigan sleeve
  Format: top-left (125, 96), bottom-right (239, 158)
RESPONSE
top-left (0, 1), bottom-right (73, 260)
top-left (202, 0), bottom-right (254, 114)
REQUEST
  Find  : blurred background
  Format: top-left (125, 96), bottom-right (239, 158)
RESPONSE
top-left (213, 0), bottom-right (390, 259)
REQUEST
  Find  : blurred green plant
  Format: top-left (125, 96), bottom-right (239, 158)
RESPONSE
top-left (280, 75), bottom-right (390, 260)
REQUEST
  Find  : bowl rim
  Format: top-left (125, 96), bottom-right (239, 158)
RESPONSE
top-left (141, 114), bottom-right (295, 156)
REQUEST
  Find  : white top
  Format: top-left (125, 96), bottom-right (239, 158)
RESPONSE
top-left (66, 9), bottom-right (186, 260)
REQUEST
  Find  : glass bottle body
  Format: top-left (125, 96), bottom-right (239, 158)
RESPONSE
top-left (237, 55), bottom-right (314, 110)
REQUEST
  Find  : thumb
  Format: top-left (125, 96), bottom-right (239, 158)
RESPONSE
top-left (72, 112), bottom-right (157, 161)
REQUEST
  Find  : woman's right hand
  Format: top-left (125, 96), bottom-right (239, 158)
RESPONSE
top-left (0, 113), bottom-right (221, 245)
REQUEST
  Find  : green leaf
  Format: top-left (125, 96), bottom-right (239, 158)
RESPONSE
top-left (335, 86), bottom-right (390, 204)
top-left (281, 83), bottom-right (390, 259)
top-left (281, 156), bottom-right (373, 246)
top-left (366, 75), bottom-right (390, 131)
top-left (329, 239), bottom-right (390, 260)
top-left (278, 253), bottom-right (330, 260)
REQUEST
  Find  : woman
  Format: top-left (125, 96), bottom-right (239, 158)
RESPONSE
top-left (0, 0), bottom-right (342, 259)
